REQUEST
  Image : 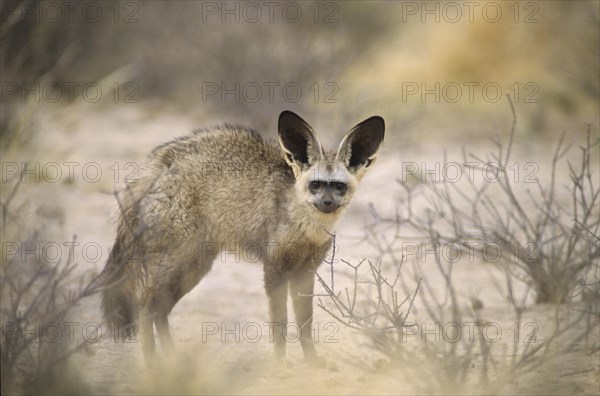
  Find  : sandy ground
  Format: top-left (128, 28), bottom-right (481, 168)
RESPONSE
top-left (4, 103), bottom-right (599, 395)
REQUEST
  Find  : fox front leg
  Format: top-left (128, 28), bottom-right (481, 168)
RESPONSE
top-left (264, 268), bottom-right (289, 361)
top-left (289, 269), bottom-right (326, 367)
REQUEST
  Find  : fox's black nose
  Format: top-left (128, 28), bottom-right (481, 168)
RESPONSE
top-left (315, 199), bottom-right (338, 213)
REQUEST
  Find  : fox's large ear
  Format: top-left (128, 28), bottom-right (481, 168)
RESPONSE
top-left (278, 111), bottom-right (323, 175)
top-left (336, 116), bottom-right (385, 174)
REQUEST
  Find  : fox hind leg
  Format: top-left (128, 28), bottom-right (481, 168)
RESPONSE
top-left (155, 312), bottom-right (175, 354)
top-left (149, 254), bottom-right (217, 361)
top-left (140, 305), bottom-right (158, 368)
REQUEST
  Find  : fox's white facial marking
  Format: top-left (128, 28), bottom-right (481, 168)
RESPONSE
top-left (309, 161), bottom-right (349, 184)
top-left (301, 159), bottom-right (355, 214)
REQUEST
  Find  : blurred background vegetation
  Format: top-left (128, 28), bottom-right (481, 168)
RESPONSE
top-left (2, 0), bottom-right (598, 148)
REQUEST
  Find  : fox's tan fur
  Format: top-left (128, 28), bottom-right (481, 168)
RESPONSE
top-left (101, 111), bottom-right (384, 366)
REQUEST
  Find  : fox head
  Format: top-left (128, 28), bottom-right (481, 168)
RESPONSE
top-left (278, 110), bottom-right (385, 215)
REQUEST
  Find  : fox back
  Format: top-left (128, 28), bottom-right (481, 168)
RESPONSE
top-left (101, 111), bottom-right (384, 366)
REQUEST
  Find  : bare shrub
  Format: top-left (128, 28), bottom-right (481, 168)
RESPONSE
top-left (0, 175), bottom-right (102, 395)
top-left (314, 243), bottom-right (598, 393)
top-left (382, 98), bottom-right (599, 304)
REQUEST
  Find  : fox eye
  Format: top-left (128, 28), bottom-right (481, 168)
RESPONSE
top-left (310, 181), bottom-right (321, 189)
top-left (335, 182), bottom-right (347, 192)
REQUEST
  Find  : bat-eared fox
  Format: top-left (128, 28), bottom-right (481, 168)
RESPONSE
top-left (101, 110), bottom-right (385, 367)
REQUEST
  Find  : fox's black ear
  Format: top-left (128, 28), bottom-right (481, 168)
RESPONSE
top-left (336, 116), bottom-right (385, 172)
top-left (278, 111), bottom-right (323, 171)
